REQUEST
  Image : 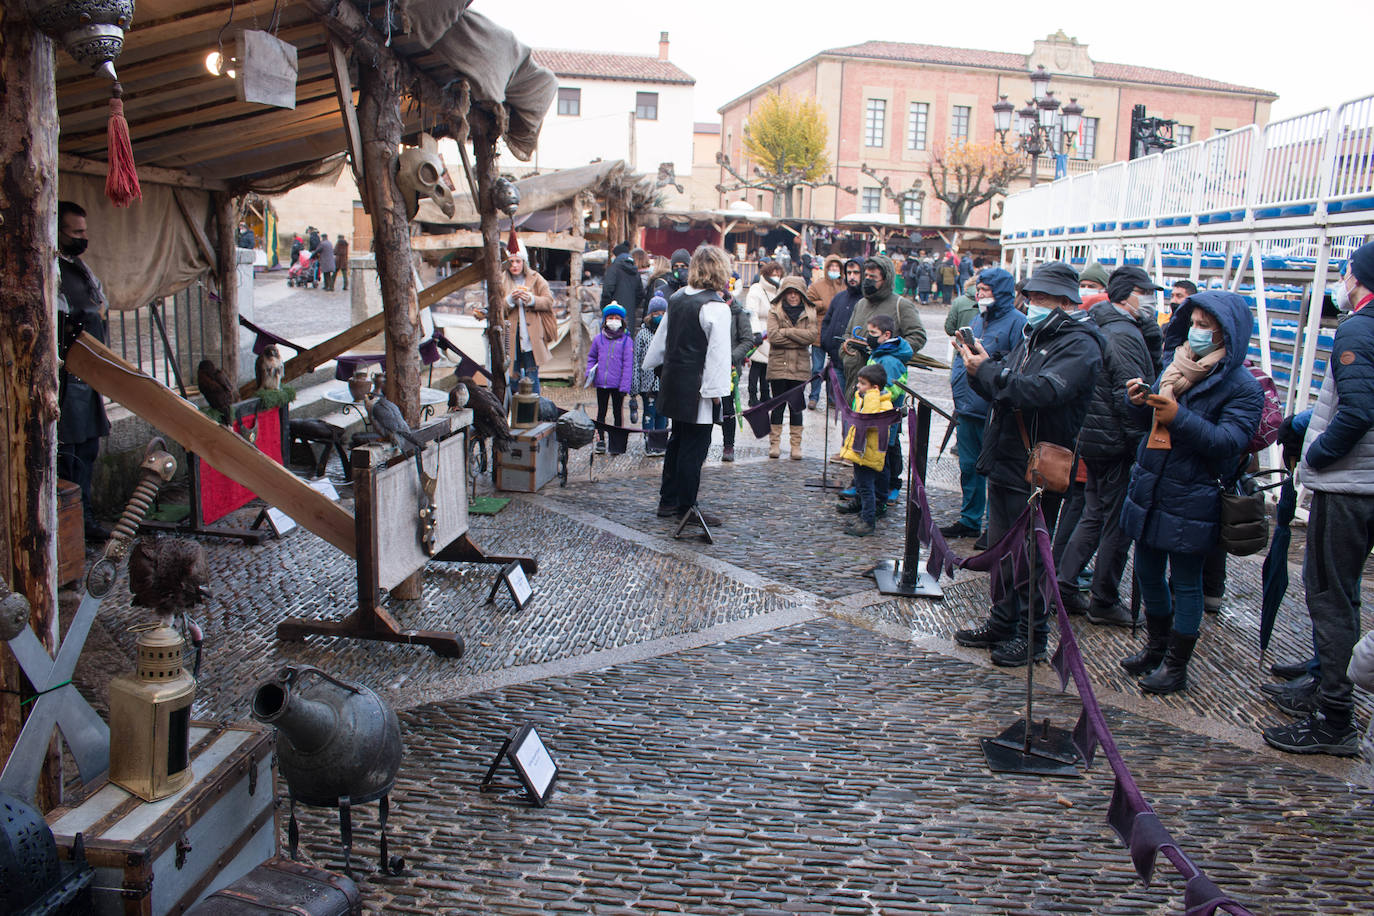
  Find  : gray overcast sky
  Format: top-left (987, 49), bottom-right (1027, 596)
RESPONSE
top-left (481, 0), bottom-right (1366, 124)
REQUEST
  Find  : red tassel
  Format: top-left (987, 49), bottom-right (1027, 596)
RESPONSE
top-left (507, 226), bottom-right (519, 257)
top-left (105, 84), bottom-right (141, 208)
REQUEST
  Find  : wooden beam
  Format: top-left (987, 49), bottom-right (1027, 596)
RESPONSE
top-left (64, 336), bottom-right (355, 556)
top-left (472, 112), bottom-right (509, 402)
top-left (58, 152), bottom-right (228, 191)
top-left (411, 229), bottom-right (585, 253)
top-left (173, 188), bottom-right (218, 268)
top-left (0, 12), bottom-right (61, 811)
top-left (125, 109), bottom-right (344, 168)
top-left (213, 192), bottom-right (240, 388)
top-left (327, 38), bottom-right (365, 191)
top-left (238, 260), bottom-right (485, 399)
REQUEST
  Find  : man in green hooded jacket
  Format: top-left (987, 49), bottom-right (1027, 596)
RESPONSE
top-left (840, 254), bottom-right (927, 399)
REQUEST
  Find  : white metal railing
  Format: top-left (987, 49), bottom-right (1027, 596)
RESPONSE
top-left (1256, 108), bottom-right (1330, 213)
top-left (1091, 161), bottom-right (1126, 229)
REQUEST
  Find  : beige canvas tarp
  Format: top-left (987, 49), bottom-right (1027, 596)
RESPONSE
top-left (58, 172), bottom-right (216, 311)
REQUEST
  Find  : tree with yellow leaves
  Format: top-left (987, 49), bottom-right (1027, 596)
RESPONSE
top-left (925, 140), bottom-right (1025, 225)
top-left (717, 91), bottom-right (853, 218)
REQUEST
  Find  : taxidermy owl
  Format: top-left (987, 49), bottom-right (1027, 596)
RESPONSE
top-left (255, 345), bottom-right (284, 391)
top-left (128, 537), bottom-right (212, 628)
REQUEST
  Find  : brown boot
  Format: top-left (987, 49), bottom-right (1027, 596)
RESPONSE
top-left (768, 425), bottom-right (782, 458)
top-left (789, 425), bottom-right (804, 460)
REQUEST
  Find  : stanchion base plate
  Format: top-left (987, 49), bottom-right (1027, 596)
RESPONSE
top-left (981, 718), bottom-right (1081, 777)
top-left (804, 475), bottom-right (846, 490)
top-left (873, 559), bottom-right (943, 598)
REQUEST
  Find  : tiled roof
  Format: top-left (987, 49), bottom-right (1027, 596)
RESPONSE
top-left (532, 49), bottom-right (695, 86)
top-left (822, 40), bottom-right (1274, 97)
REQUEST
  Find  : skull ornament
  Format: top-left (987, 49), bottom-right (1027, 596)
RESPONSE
top-left (396, 148), bottom-right (455, 221)
top-left (492, 177), bottom-right (521, 215)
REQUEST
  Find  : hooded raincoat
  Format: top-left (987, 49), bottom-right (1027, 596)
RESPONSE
top-left (840, 254), bottom-right (926, 397)
top-left (951, 268), bottom-right (1025, 421)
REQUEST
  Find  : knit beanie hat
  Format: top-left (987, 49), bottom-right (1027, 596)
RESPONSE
top-left (602, 303), bottom-right (627, 320)
top-left (1079, 262), bottom-right (1110, 288)
top-left (647, 294), bottom-right (668, 314)
top-left (612, 241), bottom-right (630, 257)
top-left (1350, 240), bottom-right (1374, 292)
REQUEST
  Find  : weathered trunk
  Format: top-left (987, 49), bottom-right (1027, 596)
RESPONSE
top-left (357, 51), bottom-right (423, 599)
top-left (212, 192), bottom-right (240, 387)
top-left (0, 9), bottom-right (61, 810)
top-left (569, 193), bottom-right (587, 388)
top-left (471, 112), bottom-right (507, 403)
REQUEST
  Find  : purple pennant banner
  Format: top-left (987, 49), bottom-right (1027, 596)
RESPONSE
top-left (825, 367), bottom-right (903, 453)
top-left (239, 315), bottom-right (304, 355)
top-left (901, 406), bottom-right (1254, 916)
top-left (740, 376), bottom-right (817, 438)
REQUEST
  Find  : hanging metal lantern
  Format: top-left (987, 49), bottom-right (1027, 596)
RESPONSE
top-left (29, 0), bottom-right (136, 80)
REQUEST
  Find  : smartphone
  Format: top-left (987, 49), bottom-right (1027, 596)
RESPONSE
top-left (957, 327), bottom-right (975, 349)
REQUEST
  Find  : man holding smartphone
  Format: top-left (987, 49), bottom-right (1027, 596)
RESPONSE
top-left (943, 268), bottom-right (1026, 541)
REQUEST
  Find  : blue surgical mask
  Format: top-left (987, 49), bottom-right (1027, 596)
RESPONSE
top-left (1188, 327), bottom-right (1218, 356)
top-left (1026, 304), bottom-right (1052, 328)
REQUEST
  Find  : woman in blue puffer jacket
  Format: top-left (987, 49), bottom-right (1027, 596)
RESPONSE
top-left (1117, 290), bottom-right (1262, 695)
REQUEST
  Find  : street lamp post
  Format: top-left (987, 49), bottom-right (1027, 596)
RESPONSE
top-left (992, 65), bottom-right (1085, 187)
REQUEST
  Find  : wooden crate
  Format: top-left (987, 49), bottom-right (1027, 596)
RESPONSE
top-left (47, 722), bottom-right (277, 915)
top-left (57, 479), bottom-right (84, 587)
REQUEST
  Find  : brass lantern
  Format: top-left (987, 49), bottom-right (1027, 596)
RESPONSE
top-left (108, 625), bottom-right (195, 801)
top-left (511, 377), bottom-right (540, 429)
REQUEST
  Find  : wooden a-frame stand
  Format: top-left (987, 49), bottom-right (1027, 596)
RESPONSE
top-left (276, 412), bottom-right (536, 656)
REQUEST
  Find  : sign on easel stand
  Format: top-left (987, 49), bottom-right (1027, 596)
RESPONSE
top-left (487, 560), bottom-right (533, 610)
top-left (251, 479), bottom-right (339, 539)
top-left (480, 724), bottom-right (559, 807)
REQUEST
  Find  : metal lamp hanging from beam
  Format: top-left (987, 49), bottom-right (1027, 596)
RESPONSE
top-left (29, 0), bottom-right (141, 206)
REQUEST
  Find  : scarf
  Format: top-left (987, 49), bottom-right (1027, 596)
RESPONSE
top-left (1147, 342), bottom-right (1226, 449)
top-left (781, 301), bottom-right (804, 323)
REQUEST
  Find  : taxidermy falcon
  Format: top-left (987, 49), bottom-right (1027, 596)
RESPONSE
top-left (453, 375), bottom-right (510, 446)
top-left (255, 345), bottom-right (284, 391)
top-left (197, 359), bottom-right (235, 424)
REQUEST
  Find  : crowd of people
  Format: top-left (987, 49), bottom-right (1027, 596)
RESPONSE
top-left (588, 234), bottom-right (1374, 763)
top-left (286, 226), bottom-right (349, 291)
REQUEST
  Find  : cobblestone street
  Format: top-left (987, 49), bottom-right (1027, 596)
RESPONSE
top-left (65, 290), bottom-right (1374, 913)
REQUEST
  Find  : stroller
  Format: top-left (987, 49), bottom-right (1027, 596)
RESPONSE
top-left (287, 250), bottom-right (319, 288)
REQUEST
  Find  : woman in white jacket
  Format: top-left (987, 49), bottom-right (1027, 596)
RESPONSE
top-left (744, 262), bottom-right (782, 405)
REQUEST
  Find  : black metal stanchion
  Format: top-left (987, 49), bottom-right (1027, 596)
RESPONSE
top-left (805, 375), bottom-right (844, 490)
top-left (874, 391), bottom-right (943, 598)
top-left (980, 488), bottom-right (1081, 777)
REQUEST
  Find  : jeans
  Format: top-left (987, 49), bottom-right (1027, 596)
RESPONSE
top-left (882, 425), bottom-right (903, 497)
top-left (1304, 491), bottom-right (1374, 724)
top-left (641, 392), bottom-right (668, 432)
top-left (987, 482), bottom-right (1064, 643)
top-left (955, 414), bottom-right (987, 530)
top-left (1058, 456), bottom-right (1133, 607)
top-left (808, 347), bottom-right (825, 402)
top-left (1134, 543), bottom-right (1206, 636)
top-left (854, 464), bottom-right (881, 524)
top-left (510, 346), bottom-right (540, 394)
top-left (747, 362), bottom-right (768, 406)
top-left (768, 379), bottom-right (804, 427)
top-left (659, 421), bottom-right (714, 511)
top-left (1202, 544), bottom-right (1227, 603)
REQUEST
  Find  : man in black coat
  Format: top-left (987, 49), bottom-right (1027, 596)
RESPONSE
top-left (56, 201), bottom-right (113, 541)
top-left (651, 247), bottom-right (692, 300)
top-left (1057, 266), bottom-right (1158, 626)
top-left (953, 261), bottom-right (1104, 666)
top-left (819, 258), bottom-right (864, 369)
top-left (600, 242), bottom-right (644, 335)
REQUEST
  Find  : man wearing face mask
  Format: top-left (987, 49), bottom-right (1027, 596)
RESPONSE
top-left (56, 201), bottom-right (112, 541)
top-left (651, 248), bottom-right (692, 301)
top-left (840, 255), bottom-right (926, 400)
top-left (819, 259), bottom-right (865, 370)
top-left (942, 269), bottom-right (1026, 541)
top-left (1262, 241), bottom-right (1374, 757)
top-left (805, 255), bottom-right (846, 409)
top-left (1057, 266), bottom-right (1158, 626)
top-left (953, 261), bottom-right (1104, 667)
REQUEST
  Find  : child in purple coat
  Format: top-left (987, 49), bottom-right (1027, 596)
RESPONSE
top-left (587, 303), bottom-right (636, 454)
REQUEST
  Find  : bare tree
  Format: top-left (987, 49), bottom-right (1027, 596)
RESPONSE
top-left (925, 140), bottom-right (1025, 226)
top-left (859, 164), bottom-right (926, 224)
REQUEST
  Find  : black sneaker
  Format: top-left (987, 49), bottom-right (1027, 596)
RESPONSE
top-left (1270, 686), bottom-right (1319, 717)
top-left (939, 521), bottom-right (980, 539)
top-left (1262, 712), bottom-right (1360, 756)
top-left (953, 619), bottom-right (1013, 649)
top-left (991, 636), bottom-right (1048, 667)
top-left (1270, 660), bottom-right (1314, 680)
top-left (1060, 587), bottom-right (1089, 615)
top-left (1086, 600), bottom-right (1135, 628)
top-left (836, 499), bottom-right (861, 515)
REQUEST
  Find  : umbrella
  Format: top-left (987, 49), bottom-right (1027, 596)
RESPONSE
top-left (1258, 473), bottom-right (1297, 662)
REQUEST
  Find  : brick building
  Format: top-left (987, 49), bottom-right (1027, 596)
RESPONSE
top-left (717, 31), bottom-right (1276, 229)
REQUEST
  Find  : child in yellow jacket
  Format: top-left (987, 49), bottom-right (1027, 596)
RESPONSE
top-left (839, 364), bottom-right (893, 536)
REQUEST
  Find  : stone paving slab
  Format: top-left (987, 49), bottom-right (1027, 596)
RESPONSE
top-left (290, 617), bottom-right (1374, 915)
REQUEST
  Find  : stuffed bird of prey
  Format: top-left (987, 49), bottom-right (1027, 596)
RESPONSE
top-left (197, 359), bottom-right (235, 424)
top-left (367, 393), bottom-right (429, 488)
top-left (255, 345), bottom-right (284, 391)
top-left (453, 375), bottom-right (510, 447)
top-left (128, 537), bottom-right (211, 628)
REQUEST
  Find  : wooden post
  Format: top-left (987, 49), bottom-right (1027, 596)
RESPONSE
top-left (471, 111), bottom-right (508, 403)
top-left (357, 49), bottom-right (423, 599)
top-left (0, 8), bottom-right (61, 810)
top-left (212, 192), bottom-right (240, 388)
top-left (569, 191), bottom-right (587, 389)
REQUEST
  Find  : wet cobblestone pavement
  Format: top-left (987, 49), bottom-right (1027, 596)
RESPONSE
top-left (60, 300), bottom-right (1374, 913)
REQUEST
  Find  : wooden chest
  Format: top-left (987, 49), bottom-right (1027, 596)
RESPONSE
top-left (57, 478), bottom-right (84, 587)
top-left (47, 722), bottom-right (277, 915)
top-left (186, 857), bottom-right (361, 915)
top-left (495, 422), bottom-right (558, 492)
